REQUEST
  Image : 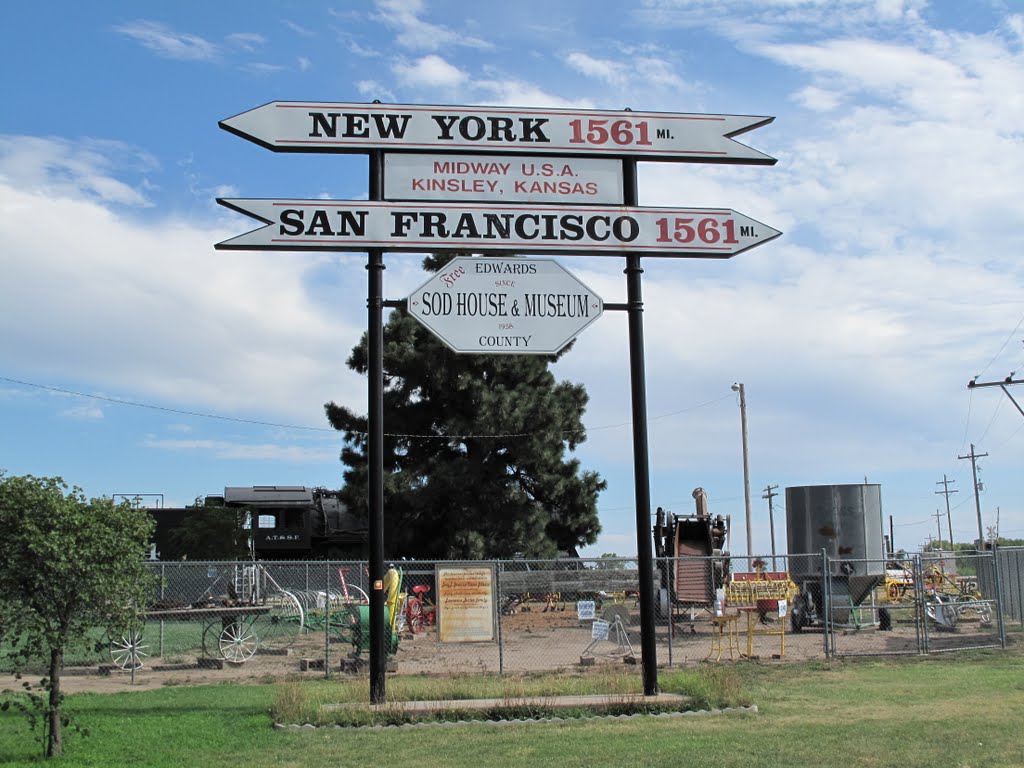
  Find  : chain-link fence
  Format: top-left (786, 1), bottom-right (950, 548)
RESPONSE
top-left (996, 547), bottom-right (1024, 627)
top-left (810, 550), bottom-right (1001, 658)
top-left (68, 551), bottom-right (1010, 681)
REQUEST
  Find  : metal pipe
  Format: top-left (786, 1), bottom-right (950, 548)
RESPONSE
top-left (367, 149), bottom-right (387, 703)
top-left (623, 156), bottom-right (658, 696)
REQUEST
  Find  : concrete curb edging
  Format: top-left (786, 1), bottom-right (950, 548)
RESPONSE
top-left (273, 704), bottom-right (758, 731)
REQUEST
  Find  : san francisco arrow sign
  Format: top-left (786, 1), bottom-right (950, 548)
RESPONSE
top-left (215, 199), bottom-right (782, 258)
top-left (219, 102), bottom-right (776, 165)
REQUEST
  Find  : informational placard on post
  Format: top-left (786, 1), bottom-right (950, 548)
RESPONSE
top-left (437, 564), bottom-right (496, 643)
top-left (384, 154), bottom-right (624, 204)
top-left (406, 255), bottom-right (603, 354)
top-left (576, 600), bottom-right (597, 621)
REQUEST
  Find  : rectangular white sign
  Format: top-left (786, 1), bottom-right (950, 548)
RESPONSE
top-left (437, 565), bottom-right (496, 643)
top-left (216, 199), bottom-right (781, 258)
top-left (384, 154), bottom-right (624, 204)
top-left (219, 102), bottom-right (777, 164)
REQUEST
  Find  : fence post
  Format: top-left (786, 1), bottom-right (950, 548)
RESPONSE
top-left (821, 549), bottom-right (831, 659)
top-left (914, 554), bottom-right (928, 654)
top-left (159, 562), bottom-right (165, 659)
top-left (663, 557), bottom-right (672, 668)
top-left (991, 546), bottom-right (1007, 648)
top-left (324, 559), bottom-right (331, 679)
top-left (496, 560), bottom-right (505, 675)
top-left (1017, 549), bottom-right (1024, 628)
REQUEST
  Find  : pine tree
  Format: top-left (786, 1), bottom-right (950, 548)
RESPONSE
top-left (325, 255), bottom-right (604, 560)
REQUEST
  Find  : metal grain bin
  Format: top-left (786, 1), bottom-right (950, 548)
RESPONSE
top-left (786, 483), bottom-right (885, 606)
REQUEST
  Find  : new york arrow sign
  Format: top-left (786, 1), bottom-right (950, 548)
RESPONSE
top-left (219, 102), bottom-right (776, 165)
top-left (215, 199), bottom-right (781, 258)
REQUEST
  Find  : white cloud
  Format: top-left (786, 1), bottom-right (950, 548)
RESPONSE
top-left (793, 85), bottom-right (841, 111)
top-left (115, 21), bottom-right (220, 61)
top-left (226, 32), bottom-right (266, 52)
top-left (0, 143), bottom-right (367, 427)
top-left (356, 80), bottom-right (396, 101)
top-left (283, 19), bottom-right (316, 37)
top-left (241, 62), bottom-right (288, 76)
top-left (471, 79), bottom-right (595, 109)
top-left (566, 52), bottom-right (626, 85)
top-left (637, 0), bottom-right (929, 32)
top-left (1008, 14), bottom-right (1024, 42)
top-left (372, 0), bottom-right (491, 52)
top-left (143, 438), bottom-right (331, 462)
top-left (143, 438), bottom-right (335, 462)
top-left (60, 405), bottom-right (105, 421)
top-left (392, 54), bottom-right (467, 88)
top-left (0, 135), bottom-right (157, 208)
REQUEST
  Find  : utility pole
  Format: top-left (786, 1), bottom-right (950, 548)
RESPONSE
top-left (968, 375), bottom-right (1024, 418)
top-left (762, 484), bottom-right (779, 570)
top-left (932, 510), bottom-right (944, 551)
top-left (957, 443), bottom-right (988, 549)
top-left (935, 475), bottom-right (958, 547)
top-left (731, 382), bottom-right (753, 560)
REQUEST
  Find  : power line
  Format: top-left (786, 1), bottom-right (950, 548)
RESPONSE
top-left (1, 374), bottom-right (732, 441)
top-left (1, 376), bottom-right (336, 432)
top-left (975, 312), bottom-right (1024, 378)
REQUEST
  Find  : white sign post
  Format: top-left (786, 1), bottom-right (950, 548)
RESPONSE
top-left (405, 256), bottom-right (603, 354)
top-left (217, 98), bottom-right (781, 701)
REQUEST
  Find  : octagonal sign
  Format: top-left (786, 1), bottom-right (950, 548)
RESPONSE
top-left (406, 256), bottom-right (603, 354)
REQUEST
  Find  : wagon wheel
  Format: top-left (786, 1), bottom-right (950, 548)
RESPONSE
top-left (955, 595), bottom-right (992, 625)
top-left (407, 597), bottom-right (424, 634)
top-left (202, 616), bottom-right (260, 663)
top-left (109, 628), bottom-right (149, 670)
top-left (218, 617), bottom-right (260, 663)
top-left (252, 590), bottom-right (304, 651)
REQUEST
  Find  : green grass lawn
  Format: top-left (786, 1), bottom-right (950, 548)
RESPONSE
top-left (2, 648), bottom-right (1023, 767)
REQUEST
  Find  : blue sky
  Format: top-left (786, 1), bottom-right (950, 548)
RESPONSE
top-left (2, 0), bottom-right (1023, 558)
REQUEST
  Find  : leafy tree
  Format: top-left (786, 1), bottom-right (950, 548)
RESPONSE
top-left (0, 474), bottom-right (155, 757)
top-left (325, 254), bottom-right (605, 560)
top-left (166, 497), bottom-right (251, 560)
top-left (593, 553), bottom-right (637, 569)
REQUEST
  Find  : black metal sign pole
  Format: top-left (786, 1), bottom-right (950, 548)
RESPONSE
top-left (623, 156), bottom-right (658, 696)
top-left (367, 149), bottom-right (387, 704)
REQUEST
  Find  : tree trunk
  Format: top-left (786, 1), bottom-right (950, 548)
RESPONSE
top-left (46, 647), bottom-right (63, 757)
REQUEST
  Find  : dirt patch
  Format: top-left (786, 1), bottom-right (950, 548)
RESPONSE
top-left (2, 608), bottom-right (997, 695)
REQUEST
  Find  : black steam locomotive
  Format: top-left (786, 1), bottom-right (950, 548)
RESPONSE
top-left (150, 486), bottom-right (367, 560)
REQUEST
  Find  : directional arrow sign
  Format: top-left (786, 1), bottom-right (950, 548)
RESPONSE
top-left (215, 199), bottom-right (781, 259)
top-left (406, 256), bottom-right (603, 354)
top-left (219, 102), bottom-right (776, 165)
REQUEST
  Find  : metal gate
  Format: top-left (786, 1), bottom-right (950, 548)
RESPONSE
top-left (824, 552), bottom-right (1004, 657)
